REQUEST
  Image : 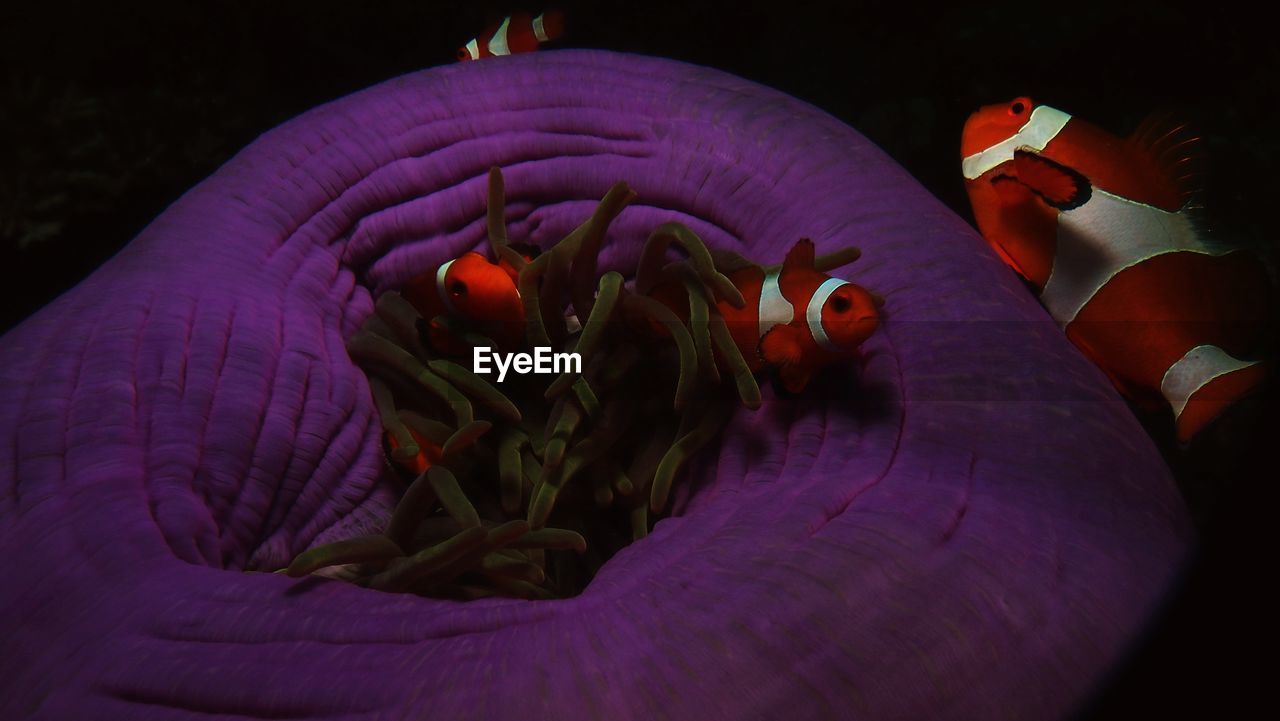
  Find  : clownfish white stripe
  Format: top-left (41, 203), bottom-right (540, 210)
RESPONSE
top-left (1043, 188), bottom-right (1225, 326)
top-left (532, 13), bottom-right (549, 42)
top-left (463, 39), bottom-right (480, 61)
top-left (807, 277), bottom-right (849, 353)
top-left (1160, 345), bottom-right (1258, 419)
top-left (488, 16), bottom-right (512, 56)
top-left (436, 259), bottom-right (458, 315)
top-left (758, 269), bottom-right (794, 338)
top-left (962, 105), bottom-right (1072, 180)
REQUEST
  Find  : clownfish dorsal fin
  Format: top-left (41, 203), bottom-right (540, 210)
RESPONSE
top-left (1127, 111), bottom-right (1203, 208)
top-left (783, 238), bottom-right (816, 270)
top-left (1009, 150), bottom-right (1092, 211)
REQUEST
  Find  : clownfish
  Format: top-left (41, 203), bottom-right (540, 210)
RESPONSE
top-left (657, 238), bottom-right (880, 393)
top-left (961, 97), bottom-right (1272, 442)
top-left (457, 10), bottom-right (565, 62)
top-left (400, 250), bottom-right (529, 352)
top-left (385, 425), bottom-right (442, 478)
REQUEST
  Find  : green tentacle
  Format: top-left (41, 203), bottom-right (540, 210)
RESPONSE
top-left (620, 294), bottom-right (697, 411)
top-left (637, 222), bottom-right (745, 308)
top-left (286, 535), bottom-right (404, 577)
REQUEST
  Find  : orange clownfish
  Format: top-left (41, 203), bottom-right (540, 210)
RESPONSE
top-left (457, 10), bottom-right (565, 62)
top-left (401, 250), bottom-right (528, 352)
top-left (714, 239), bottom-right (880, 393)
top-left (961, 97), bottom-right (1272, 442)
top-left (385, 425), bottom-right (443, 478)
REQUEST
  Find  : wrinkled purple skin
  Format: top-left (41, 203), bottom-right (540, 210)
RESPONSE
top-left (1, 51), bottom-right (1188, 720)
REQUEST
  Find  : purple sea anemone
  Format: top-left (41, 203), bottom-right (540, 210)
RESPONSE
top-left (1, 51), bottom-right (1188, 720)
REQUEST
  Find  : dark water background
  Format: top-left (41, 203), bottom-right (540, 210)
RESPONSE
top-left (2, 1), bottom-right (1274, 718)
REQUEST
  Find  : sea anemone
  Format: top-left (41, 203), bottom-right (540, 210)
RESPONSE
top-left (297, 166), bottom-right (873, 599)
top-left (1, 51), bottom-right (1188, 720)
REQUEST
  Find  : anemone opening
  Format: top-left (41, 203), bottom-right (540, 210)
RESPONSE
top-left (284, 166), bottom-right (869, 600)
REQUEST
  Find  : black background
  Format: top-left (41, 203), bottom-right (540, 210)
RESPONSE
top-left (2, 2), bottom-right (1273, 718)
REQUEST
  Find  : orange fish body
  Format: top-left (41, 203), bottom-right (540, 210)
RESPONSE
top-left (654, 239), bottom-right (880, 392)
top-left (401, 251), bottom-right (525, 352)
top-left (962, 97), bottom-right (1272, 442)
top-left (457, 10), bottom-right (565, 62)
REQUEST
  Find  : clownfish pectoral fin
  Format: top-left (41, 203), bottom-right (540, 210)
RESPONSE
top-left (1010, 149), bottom-right (1092, 210)
top-left (1128, 112), bottom-right (1203, 207)
top-left (783, 238), bottom-right (817, 270)
top-left (759, 324), bottom-right (805, 367)
top-left (761, 324), bottom-right (813, 393)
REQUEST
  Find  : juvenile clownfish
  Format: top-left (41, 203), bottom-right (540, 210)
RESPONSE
top-left (385, 426), bottom-right (442, 478)
top-left (712, 238), bottom-right (880, 393)
top-left (457, 10), bottom-right (565, 62)
top-left (400, 250), bottom-right (529, 353)
top-left (961, 97), bottom-right (1273, 442)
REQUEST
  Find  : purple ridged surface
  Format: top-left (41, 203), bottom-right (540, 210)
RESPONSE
top-left (1, 51), bottom-right (1187, 720)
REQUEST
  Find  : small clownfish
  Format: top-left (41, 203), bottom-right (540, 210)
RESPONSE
top-left (961, 97), bottom-right (1273, 442)
top-left (664, 238), bottom-right (879, 393)
top-left (385, 426), bottom-right (443, 478)
top-left (400, 250), bottom-right (530, 353)
top-left (457, 10), bottom-right (565, 62)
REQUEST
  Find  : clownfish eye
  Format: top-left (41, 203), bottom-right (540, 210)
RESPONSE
top-left (449, 280), bottom-right (467, 296)
top-left (1008, 97), bottom-right (1032, 117)
top-left (456, 48), bottom-right (468, 60)
top-left (830, 294), bottom-right (851, 313)
top-left (1010, 102), bottom-right (1025, 115)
